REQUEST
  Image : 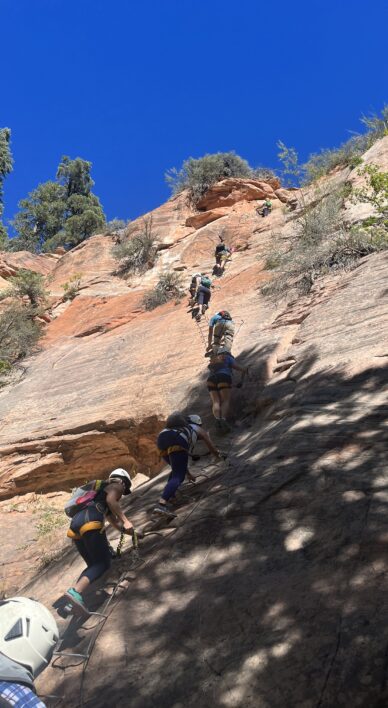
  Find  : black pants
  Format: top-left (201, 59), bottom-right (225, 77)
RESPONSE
top-left (71, 506), bottom-right (111, 584)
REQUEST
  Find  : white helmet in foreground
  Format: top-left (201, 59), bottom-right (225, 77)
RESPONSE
top-left (109, 468), bottom-right (132, 495)
top-left (187, 414), bottom-right (202, 426)
top-left (0, 597), bottom-right (58, 678)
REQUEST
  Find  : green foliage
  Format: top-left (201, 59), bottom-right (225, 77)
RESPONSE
top-left (355, 165), bottom-right (388, 221)
top-left (251, 166), bottom-right (277, 182)
top-left (277, 141), bottom-right (301, 186)
top-left (101, 218), bottom-right (129, 235)
top-left (62, 273), bottom-right (82, 301)
top-left (0, 269), bottom-right (48, 308)
top-left (303, 106), bottom-right (388, 183)
top-left (113, 217), bottom-right (159, 275)
top-left (165, 151), bottom-right (253, 205)
top-left (0, 128), bottom-right (13, 242)
top-left (0, 303), bottom-right (43, 376)
top-left (263, 172), bottom-right (388, 298)
top-left (142, 271), bottom-right (184, 311)
top-left (33, 499), bottom-right (67, 537)
top-left (11, 181), bottom-right (65, 252)
top-left (264, 252), bottom-right (283, 270)
top-left (11, 156), bottom-right (105, 253)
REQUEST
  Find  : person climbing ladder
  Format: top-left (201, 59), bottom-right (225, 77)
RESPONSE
top-left (213, 237), bottom-right (231, 276)
top-left (206, 310), bottom-right (235, 356)
top-left (154, 412), bottom-right (222, 518)
top-left (207, 348), bottom-right (248, 431)
top-left (193, 274), bottom-right (213, 321)
top-left (62, 468), bottom-right (135, 613)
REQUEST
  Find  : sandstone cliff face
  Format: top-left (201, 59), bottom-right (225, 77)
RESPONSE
top-left (0, 142), bottom-right (387, 500)
top-left (0, 140), bottom-right (387, 707)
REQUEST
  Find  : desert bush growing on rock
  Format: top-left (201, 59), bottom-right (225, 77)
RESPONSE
top-left (0, 303), bottom-right (43, 381)
top-left (113, 217), bottom-right (159, 276)
top-left (263, 170), bottom-right (388, 298)
top-left (303, 106), bottom-right (388, 183)
top-left (0, 269), bottom-right (48, 308)
top-left (142, 271), bottom-right (184, 311)
top-left (62, 273), bottom-right (83, 301)
top-left (165, 151), bottom-right (254, 205)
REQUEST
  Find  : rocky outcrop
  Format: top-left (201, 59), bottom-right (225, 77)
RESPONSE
top-left (196, 177), bottom-right (277, 210)
top-left (0, 137), bottom-right (387, 502)
top-left (185, 209), bottom-right (228, 229)
top-left (0, 251), bottom-right (58, 291)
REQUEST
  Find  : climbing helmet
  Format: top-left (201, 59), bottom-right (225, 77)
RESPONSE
top-left (0, 597), bottom-right (58, 678)
top-left (109, 468), bottom-right (132, 495)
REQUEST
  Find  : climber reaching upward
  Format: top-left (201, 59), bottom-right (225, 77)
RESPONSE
top-left (154, 412), bottom-right (222, 518)
top-left (62, 468), bottom-right (135, 611)
top-left (206, 310), bottom-right (235, 356)
top-left (207, 348), bottom-right (248, 431)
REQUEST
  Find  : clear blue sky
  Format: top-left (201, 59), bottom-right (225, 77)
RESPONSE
top-left (2, 0), bottom-right (388, 228)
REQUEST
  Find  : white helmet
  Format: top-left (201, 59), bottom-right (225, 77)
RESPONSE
top-left (187, 414), bottom-right (202, 426)
top-left (109, 468), bottom-right (132, 495)
top-left (0, 597), bottom-right (58, 678)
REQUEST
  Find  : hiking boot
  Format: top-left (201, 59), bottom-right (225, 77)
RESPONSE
top-left (153, 503), bottom-right (176, 519)
top-left (65, 588), bottom-right (86, 608)
top-left (195, 313), bottom-right (202, 322)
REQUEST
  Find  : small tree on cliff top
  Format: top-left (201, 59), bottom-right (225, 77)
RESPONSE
top-left (165, 151), bottom-right (254, 205)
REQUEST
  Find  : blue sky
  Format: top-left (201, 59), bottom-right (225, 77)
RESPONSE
top-left (2, 0), bottom-right (388, 228)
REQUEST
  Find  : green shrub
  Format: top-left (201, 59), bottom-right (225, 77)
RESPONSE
top-left (262, 175), bottom-right (388, 298)
top-left (113, 217), bottom-right (159, 275)
top-left (303, 106), bottom-right (388, 184)
top-left (264, 252), bottom-right (283, 270)
top-left (142, 271), bottom-right (184, 311)
top-left (252, 166), bottom-right (277, 182)
top-left (165, 151), bottom-right (253, 205)
top-left (100, 218), bottom-right (129, 235)
top-left (62, 273), bottom-right (82, 301)
top-left (0, 303), bottom-right (43, 370)
top-left (0, 269), bottom-right (47, 309)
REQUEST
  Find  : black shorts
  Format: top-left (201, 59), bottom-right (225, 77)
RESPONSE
top-left (207, 373), bottom-right (232, 391)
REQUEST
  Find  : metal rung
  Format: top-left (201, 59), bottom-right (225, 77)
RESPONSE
top-left (53, 650), bottom-right (90, 659)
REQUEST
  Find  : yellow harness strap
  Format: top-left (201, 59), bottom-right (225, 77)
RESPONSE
top-left (67, 520), bottom-right (104, 540)
top-left (159, 445), bottom-right (187, 457)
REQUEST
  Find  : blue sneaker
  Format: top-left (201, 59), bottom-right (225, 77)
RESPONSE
top-left (65, 588), bottom-right (85, 608)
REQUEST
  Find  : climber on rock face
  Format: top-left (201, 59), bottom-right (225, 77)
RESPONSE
top-left (188, 272), bottom-right (202, 303)
top-left (154, 412), bottom-right (222, 518)
top-left (63, 469), bottom-right (134, 611)
top-left (0, 597), bottom-right (58, 708)
top-left (207, 348), bottom-right (248, 431)
top-left (213, 237), bottom-right (231, 276)
top-left (206, 310), bottom-right (235, 356)
top-left (257, 198), bottom-right (272, 218)
top-left (193, 274), bottom-right (213, 321)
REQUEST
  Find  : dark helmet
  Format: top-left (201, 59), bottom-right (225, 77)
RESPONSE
top-left (166, 411), bottom-right (187, 429)
top-left (219, 310), bottom-right (232, 320)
